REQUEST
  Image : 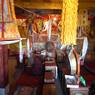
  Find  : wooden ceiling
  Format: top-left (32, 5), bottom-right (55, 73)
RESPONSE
top-left (79, 0), bottom-right (95, 2)
top-left (15, 0), bottom-right (94, 2)
top-left (15, 0), bottom-right (63, 3)
top-left (14, 0), bottom-right (95, 10)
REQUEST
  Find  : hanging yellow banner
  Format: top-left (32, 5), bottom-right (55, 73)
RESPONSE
top-left (61, 0), bottom-right (78, 45)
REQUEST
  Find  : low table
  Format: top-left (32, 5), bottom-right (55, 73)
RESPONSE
top-left (70, 87), bottom-right (89, 95)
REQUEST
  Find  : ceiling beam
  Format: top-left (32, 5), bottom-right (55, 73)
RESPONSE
top-left (79, 2), bottom-right (95, 9)
top-left (14, 1), bottom-right (62, 10)
top-left (14, 0), bottom-right (95, 10)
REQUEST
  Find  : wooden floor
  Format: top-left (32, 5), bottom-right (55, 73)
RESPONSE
top-left (8, 52), bottom-right (95, 95)
top-left (8, 56), bottom-right (58, 95)
top-left (42, 84), bottom-right (57, 95)
top-left (8, 56), bottom-right (17, 95)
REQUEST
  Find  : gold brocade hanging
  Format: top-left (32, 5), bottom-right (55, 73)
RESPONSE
top-left (0, 0), bottom-right (20, 38)
top-left (61, 0), bottom-right (78, 45)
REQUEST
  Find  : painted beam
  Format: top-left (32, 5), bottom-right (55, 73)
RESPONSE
top-left (14, 0), bottom-right (95, 10)
top-left (79, 2), bottom-right (95, 9)
top-left (14, 1), bottom-right (62, 10)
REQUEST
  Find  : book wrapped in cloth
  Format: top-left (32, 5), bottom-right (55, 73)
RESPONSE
top-left (45, 62), bottom-right (58, 79)
top-left (44, 71), bottom-right (55, 83)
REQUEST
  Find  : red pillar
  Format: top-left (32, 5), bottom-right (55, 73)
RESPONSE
top-left (0, 45), bottom-right (8, 94)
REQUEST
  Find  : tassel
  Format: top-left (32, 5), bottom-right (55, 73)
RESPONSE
top-left (19, 38), bottom-right (23, 63)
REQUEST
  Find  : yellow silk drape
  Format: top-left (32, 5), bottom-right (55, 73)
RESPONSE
top-left (61, 0), bottom-right (78, 45)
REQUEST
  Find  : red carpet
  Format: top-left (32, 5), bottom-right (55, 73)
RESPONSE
top-left (15, 70), bottom-right (43, 95)
top-left (16, 71), bottom-right (43, 87)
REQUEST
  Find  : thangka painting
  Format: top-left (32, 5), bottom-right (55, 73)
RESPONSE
top-left (0, 0), bottom-right (20, 39)
top-left (77, 9), bottom-right (90, 37)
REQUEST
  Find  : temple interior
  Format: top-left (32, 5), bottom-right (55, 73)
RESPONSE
top-left (0, 0), bottom-right (95, 95)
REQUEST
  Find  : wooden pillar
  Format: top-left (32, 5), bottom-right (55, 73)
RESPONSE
top-left (0, 45), bottom-right (8, 95)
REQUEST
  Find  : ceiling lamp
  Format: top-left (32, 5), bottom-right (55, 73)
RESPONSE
top-left (61, 0), bottom-right (78, 45)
